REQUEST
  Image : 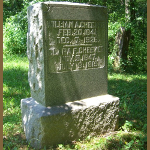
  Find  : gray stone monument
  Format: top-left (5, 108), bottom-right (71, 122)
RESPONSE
top-left (21, 1), bottom-right (119, 149)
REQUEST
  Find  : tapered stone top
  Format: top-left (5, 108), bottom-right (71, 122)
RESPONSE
top-left (27, 1), bottom-right (108, 106)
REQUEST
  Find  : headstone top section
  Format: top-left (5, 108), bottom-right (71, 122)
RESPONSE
top-left (32, 1), bottom-right (106, 8)
top-left (28, 2), bottom-right (107, 21)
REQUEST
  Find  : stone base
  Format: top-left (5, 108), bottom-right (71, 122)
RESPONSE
top-left (21, 94), bottom-right (119, 149)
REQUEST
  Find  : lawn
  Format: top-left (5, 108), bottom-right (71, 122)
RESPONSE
top-left (3, 54), bottom-right (147, 149)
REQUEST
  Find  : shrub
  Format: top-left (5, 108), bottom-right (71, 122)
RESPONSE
top-left (3, 0), bottom-right (45, 55)
top-left (3, 13), bottom-right (27, 55)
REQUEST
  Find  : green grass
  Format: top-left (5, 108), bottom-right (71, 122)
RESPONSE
top-left (3, 54), bottom-right (30, 149)
top-left (108, 72), bottom-right (147, 130)
top-left (3, 54), bottom-right (147, 150)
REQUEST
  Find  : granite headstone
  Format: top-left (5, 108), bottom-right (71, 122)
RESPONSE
top-left (21, 2), bottom-right (119, 149)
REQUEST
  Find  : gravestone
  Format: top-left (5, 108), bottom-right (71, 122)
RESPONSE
top-left (21, 2), bottom-right (119, 149)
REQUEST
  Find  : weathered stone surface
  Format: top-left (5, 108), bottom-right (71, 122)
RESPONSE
top-left (27, 2), bottom-right (108, 107)
top-left (21, 94), bottom-right (119, 149)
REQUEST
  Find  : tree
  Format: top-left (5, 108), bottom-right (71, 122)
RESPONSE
top-left (3, 0), bottom-right (24, 23)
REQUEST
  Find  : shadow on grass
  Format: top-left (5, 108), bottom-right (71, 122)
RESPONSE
top-left (3, 67), bottom-right (30, 108)
top-left (104, 131), bottom-right (147, 150)
top-left (3, 67), bottom-right (31, 138)
top-left (3, 67), bottom-right (29, 89)
top-left (3, 131), bottom-right (29, 150)
top-left (108, 73), bottom-right (147, 130)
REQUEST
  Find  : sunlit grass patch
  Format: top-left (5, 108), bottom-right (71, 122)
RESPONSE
top-left (108, 72), bottom-right (147, 81)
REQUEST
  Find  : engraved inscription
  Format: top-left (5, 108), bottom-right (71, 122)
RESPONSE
top-left (47, 20), bottom-right (105, 73)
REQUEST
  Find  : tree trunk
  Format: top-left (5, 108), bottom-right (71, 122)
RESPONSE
top-left (121, 0), bottom-right (132, 68)
top-left (130, 0), bottom-right (136, 22)
top-left (125, 0), bottom-right (131, 23)
top-left (114, 27), bottom-right (125, 68)
top-left (102, 0), bottom-right (107, 6)
top-left (122, 29), bottom-right (131, 61)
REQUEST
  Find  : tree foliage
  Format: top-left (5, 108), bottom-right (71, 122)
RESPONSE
top-left (3, 0), bottom-right (147, 73)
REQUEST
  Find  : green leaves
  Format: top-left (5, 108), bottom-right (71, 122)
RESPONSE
top-left (121, 120), bottom-right (134, 132)
top-left (3, 13), bottom-right (27, 55)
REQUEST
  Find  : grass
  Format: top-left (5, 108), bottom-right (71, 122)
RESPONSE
top-left (3, 54), bottom-right (147, 149)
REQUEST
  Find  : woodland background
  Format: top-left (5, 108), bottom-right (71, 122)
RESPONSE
top-left (3, 0), bottom-right (147, 73)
